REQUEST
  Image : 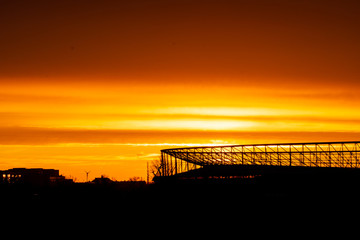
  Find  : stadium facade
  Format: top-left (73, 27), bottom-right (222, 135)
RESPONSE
top-left (155, 141), bottom-right (360, 183)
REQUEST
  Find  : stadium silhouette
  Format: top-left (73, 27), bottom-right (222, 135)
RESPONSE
top-left (155, 141), bottom-right (360, 193)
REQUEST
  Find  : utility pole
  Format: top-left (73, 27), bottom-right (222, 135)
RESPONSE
top-left (85, 171), bottom-right (91, 182)
top-left (147, 161), bottom-right (149, 184)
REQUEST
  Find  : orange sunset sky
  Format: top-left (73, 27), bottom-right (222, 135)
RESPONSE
top-left (1, 0), bottom-right (360, 181)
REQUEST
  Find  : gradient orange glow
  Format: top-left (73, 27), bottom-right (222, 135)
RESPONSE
top-left (1, 79), bottom-right (360, 180)
top-left (1, 0), bottom-right (360, 180)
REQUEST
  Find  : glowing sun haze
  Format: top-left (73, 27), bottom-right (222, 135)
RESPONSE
top-left (1, 0), bottom-right (360, 180)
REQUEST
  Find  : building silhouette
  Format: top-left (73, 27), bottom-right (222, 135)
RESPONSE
top-left (0, 168), bottom-right (69, 186)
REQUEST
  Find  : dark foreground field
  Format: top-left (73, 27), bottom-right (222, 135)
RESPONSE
top-left (1, 177), bottom-right (358, 234)
top-left (2, 172), bottom-right (360, 206)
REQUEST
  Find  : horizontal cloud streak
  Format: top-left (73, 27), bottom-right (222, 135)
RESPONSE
top-left (2, 110), bottom-right (360, 132)
top-left (1, 127), bottom-right (360, 145)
